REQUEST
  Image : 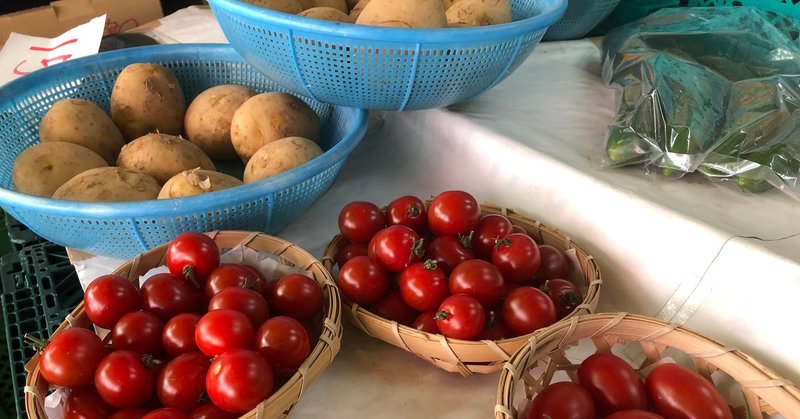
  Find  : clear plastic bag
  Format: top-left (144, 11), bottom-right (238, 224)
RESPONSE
top-left (601, 7), bottom-right (800, 196)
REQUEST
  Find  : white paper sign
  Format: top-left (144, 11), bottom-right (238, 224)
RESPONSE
top-left (0, 15), bottom-right (106, 86)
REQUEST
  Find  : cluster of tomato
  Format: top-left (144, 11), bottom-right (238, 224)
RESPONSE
top-left (524, 352), bottom-right (733, 419)
top-left (34, 232), bottom-right (324, 419)
top-left (334, 190), bottom-right (582, 341)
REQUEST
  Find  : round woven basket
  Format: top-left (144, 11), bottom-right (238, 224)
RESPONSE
top-left (322, 204), bottom-right (602, 376)
top-left (24, 231), bottom-right (343, 419)
top-left (496, 312), bottom-right (800, 418)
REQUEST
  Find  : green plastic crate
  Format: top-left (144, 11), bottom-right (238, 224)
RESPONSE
top-left (3, 213), bottom-right (46, 252)
top-left (1, 243), bottom-right (83, 419)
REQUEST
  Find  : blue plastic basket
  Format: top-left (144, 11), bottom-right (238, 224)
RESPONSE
top-left (0, 44), bottom-right (367, 259)
top-left (207, 0), bottom-right (567, 111)
top-left (544, 0), bottom-right (622, 40)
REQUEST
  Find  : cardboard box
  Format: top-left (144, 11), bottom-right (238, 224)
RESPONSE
top-left (0, 0), bottom-right (164, 45)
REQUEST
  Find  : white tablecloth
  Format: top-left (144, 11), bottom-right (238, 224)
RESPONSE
top-left (70, 7), bottom-right (800, 418)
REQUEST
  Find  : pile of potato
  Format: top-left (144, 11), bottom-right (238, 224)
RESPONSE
top-left (12, 63), bottom-right (323, 202)
top-left (245, 0), bottom-right (513, 28)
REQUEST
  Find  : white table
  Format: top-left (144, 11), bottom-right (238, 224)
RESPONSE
top-left (70, 7), bottom-right (800, 418)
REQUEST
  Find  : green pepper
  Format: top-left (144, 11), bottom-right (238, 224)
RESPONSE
top-left (606, 127), bottom-right (654, 165)
top-left (735, 175), bottom-right (774, 194)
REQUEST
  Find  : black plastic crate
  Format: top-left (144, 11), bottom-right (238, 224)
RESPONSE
top-left (3, 213), bottom-right (47, 252)
top-left (0, 314), bottom-right (14, 418)
top-left (1, 243), bottom-right (83, 419)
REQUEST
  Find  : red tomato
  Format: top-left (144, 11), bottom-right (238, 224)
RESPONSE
top-left (470, 214), bottom-right (513, 260)
top-left (370, 292), bottom-right (419, 326)
top-left (492, 233), bottom-right (541, 283)
top-left (206, 349), bottom-right (273, 414)
top-left (109, 408), bottom-right (150, 419)
top-left (334, 241), bottom-right (368, 268)
top-left (368, 225), bottom-right (424, 273)
top-left (606, 410), bottom-right (665, 419)
top-left (478, 311), bottom-right (513, 341)
top-left (271, 274), bottom-right (323, 321)
top-left (646, 363), bottom-right (733, 419)
top-left (162, 313), bottom-right (201, 358)
top-left (190, 404), bottom-right (238, 419)
top-left (84, 274), bottom-right (140, 329)
top-left (157, 352), bottom-right (211, 412)
top-left (502, 286), bottom-right (556, 335)
top-left (142, 408), bottom-right (189, 419)
top-left (424, 235), bottom-right (474, 274)
top-left (95, 350), bottom-right (157, 408)
top-left (255, 316), bottom-right (310, 378)
top-left (427, 190), bottom-right (481, 236)
top-left (412, 311), bottom-right (440, 334)
top-left (510, 225), bottom-right (527, 235)
top-left (37, 328), bottom-right (107, 388)
top-left (209, 287), bottom-right (270, 327)
top-left (398, 259), bottom-right (449, 312)
top-left (337, 255), bottom-right (389, 306)
top-left (205, 264), bottom-right (265, 300)
top-left (195, 309), bottom-right (254, 357)
top-left (542, 279), bottom-right (583, 320)
top-left (577, 353), bottom-right (648, 415)
top-left (166, 232), bottom-right (220, 288)
top-left (528, 381), bottom-right (596, 419)
top-left (449, 259), bottom-right (504, 308)
top-left (140, 273), bottom-right (201, 322)
top-left (435, 294), bottom-right (486, 340)
top-left (533, 244), bottom-right (569, 285)
top-left (385, 195), bottom-right (428, 236)
top-left (337, 201), bottom-right (385, 244)
top-left (113, 311), bottom-right (165, 355)
top-left (64, 386), bottom-right (115, 419)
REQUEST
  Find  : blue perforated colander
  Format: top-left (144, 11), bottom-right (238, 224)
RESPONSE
top-left (207, 0), bottom-right (566, 111)
top-left (543, 0), bottom-right (622, 41)
top-left (0, 44), bottom-right (367, 259)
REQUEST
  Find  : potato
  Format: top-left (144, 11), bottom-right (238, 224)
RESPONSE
top-left (117, 133), bottom-right (216, 184)
top-left (356, 0), bottom-right (447, 28)
top-left (185, 85), bottom-right (256, 160)
top-left (446, 0), bottom-right (512, 27)
top-left (52, 167), bottom-right (161, 202)
top-left (39, 98), bottom-right (125, 165)
top-left (111, 63), bottom-right (185, 141)
top-left (298, 0), bottom-right (347, 13)
top-left (243, 137), bottom-right (323, 183)
top-left (158, 168), bottom-right (243, 199)
top-left (299, 7), bottom-right (353, 22)
top-left (441, 0), bottom-right (453, 10)
top-left (12, 142), bottom-right (108, 197)
top-left (231, 92), bottom-right (321, 163)
top-left (345, 0), bottom-right (359, 11)
top-left (242, 0), bottom-right (303, 13)
top-left (349, 0), bottom-right (371, 20)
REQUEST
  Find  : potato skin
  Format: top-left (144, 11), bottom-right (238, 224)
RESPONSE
top-left (242, 0), bottom-right (303, 13)
top-left (356, 0), bottom-right (447, 28)
top-left (12, 142), bottom-right (108, 197)
top-left (117, 133), bottom-right (216, 185)
top-left (446, 0), bottom-right (512, 27)
top-left (299, 7), bottom-right (353, 22)
top-left (158, 169), bottom-right (243, 199)
top-left (349, 0), bottom-right (371, 20)
top-left (111, 63), bottom-right (186, 141)
top-left (39, 98), bottom-right (125, 164)
top-left (52, 167), bottom-right (161, 202)
top-left (185, 85), bottom-right (256, 160)
top-left (243, 136), bottom-right (323, 183)
top-left (298, 0), bottom-right (347, 13)
top-left (231, 92), bottom-right (321, 163)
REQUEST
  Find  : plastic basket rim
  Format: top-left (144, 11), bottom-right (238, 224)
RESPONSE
top-left (208, 0), bottom-right (568, 43)
top-left (0, 43), bottom-right (368, 219)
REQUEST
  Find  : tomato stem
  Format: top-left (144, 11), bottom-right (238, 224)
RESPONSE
top-left (411, 238), bottom-right (425, 259)
top-left (458, 232), bottom-right (473, 249)
top-left (422, 259), bottom-right (438, 271)
top-left (406, 204), bottom-right (422, 218)
top-left (559, 291), bottom-right (581, 305)
top-left (182, 265), bottom-right (200, 289)
top-left (484, 311), bottom-right (497, 330)
top-left (24, 334), bottom-right (48, 352)
top-left (141, 353), bottom-right (162, 370)
top-left (434, 310), bottom-right (450, 321)
top-left (495, 237), bottom-right (512, 250)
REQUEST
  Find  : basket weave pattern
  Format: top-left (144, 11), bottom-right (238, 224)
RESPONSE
top-left (322, 205), bottom-right (602, 376)
top-left (24, 231), bottom-right (343, 419)
top-left (496, 312), bottom-right (800, 418)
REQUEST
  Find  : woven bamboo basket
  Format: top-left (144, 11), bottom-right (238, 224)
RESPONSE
top-left (322, 204), bottom-right (602, 376)
top-left (496, 312), bottom-right (800, 418)
top-left (24, 230), bottom-right (343, 419)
